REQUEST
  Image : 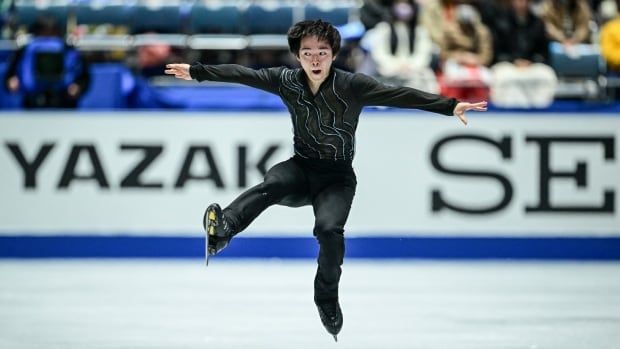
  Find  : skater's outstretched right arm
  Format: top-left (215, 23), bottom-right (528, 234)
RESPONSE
top-left (165, 63), bottom-right (282, 94)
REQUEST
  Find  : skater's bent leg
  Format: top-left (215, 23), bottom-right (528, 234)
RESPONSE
top-left (224, 158), bottom-right (308, 233)
top-left (312, 183), bottom-right (356, 301)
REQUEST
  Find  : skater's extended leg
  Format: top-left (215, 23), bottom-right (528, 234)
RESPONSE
top-left (312, 179), bottom-right (356, 338)
top-left (223, 158), bottom-right (309, 233)
top-left (204, 158), bottom-right (310, 258)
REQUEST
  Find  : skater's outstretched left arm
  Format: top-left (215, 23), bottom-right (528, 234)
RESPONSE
top-left (350, 73), bottom-right (487, 125)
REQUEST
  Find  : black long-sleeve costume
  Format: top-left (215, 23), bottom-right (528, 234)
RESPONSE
top-left (190, 64), bottom-right (457, 302)
top-left (190, 64), bottom-right (457, 162)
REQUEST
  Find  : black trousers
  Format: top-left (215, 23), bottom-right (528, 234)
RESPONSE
top-left (223, 155), bottom-right (357, 301)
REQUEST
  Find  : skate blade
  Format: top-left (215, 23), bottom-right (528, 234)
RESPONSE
top-left (204, 207), bottom-right (217, 267)
top-left (205, 235), bottom-right (209, 267)
top-left (205, 247), bottom-right (217, 267)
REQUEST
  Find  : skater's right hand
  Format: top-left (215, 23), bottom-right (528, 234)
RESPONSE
top-left (165, 63), bottom-right (192, 80)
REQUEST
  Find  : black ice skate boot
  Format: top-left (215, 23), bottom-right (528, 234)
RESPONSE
top-left (315, 298), bottom-right (343, 342)
top-left (203, 203), bottom-right (236, 265)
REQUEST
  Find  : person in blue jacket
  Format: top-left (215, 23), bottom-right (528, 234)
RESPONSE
top-left (4, 15), bottom-right (89, 108)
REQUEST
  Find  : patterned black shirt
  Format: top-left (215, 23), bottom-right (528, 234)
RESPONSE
top-left (190, 64), bottom-right (457, 162)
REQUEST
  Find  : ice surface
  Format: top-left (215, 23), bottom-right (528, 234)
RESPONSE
top-left (1, 260), bottom-right (619, 349)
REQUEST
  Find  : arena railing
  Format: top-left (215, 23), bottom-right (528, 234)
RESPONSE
top-left (0, 33), bottom-right (290, 51)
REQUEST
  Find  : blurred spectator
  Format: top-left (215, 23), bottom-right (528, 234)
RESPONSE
top-left (591, 0), bottom-right (605, 10)
top-left (363, 0), bottom-right (439, 92)
top-left (541, 0), bottom-right (600, 88)
top-left (469, 0), bottom-right (510, 33)
top-left (137, 39), bottom-right (173, 78)
top-left (4, 15), bottom-right (90, 108)
top-left (439, 4), bottom-right (492, 101)
top-left (360, 0), bottom-right (395, 30)
top-left (600, 0), bottom-right (620, 71)
top-left (491, 0), bottom-right (557, 108)
top-left (599, 0), bottom-right (620, 22)
top-left (132, 30), bottom-right (186, 78)
top-left (420, 0), bottom-right (460, 47)
top-left (590, 0), bottom-right (606, 22)
top-left (540, 0), bottom-right (593, 47)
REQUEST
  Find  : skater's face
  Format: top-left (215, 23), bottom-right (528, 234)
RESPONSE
top-left (296, 36), bottom-right (335, 86)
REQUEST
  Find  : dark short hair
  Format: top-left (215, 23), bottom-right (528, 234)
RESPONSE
top-left (31, 14), bottom-right (61, 37)
top-left (287, 20), bottom-right (341, 57)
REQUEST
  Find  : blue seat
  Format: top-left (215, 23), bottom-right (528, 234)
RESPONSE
top-left (244, 5), bottom-right (294, 34)
top-left (130, 6), bottom-right (183, 34)
top-left (79, 63), bottom-right (135, 109)
top-left (190, 5), bottom-right (243, 34)
top-left (75, 5), bottom-right (135, 26)
top-left (304, 4), bottom-right (350, 25)
top-left (549, 42), bottom-right (602, 78)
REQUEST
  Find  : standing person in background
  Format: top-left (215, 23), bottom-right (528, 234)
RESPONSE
top-left (491, 0), bottom-right (558, 108)
top-left (165, 20), bottom-right (487, 342)
top-left (364, 0), bottom-right (439, 92)
top-left (4, 15), bottom-right (89, 109)
top-left (440, 4), bottom-right (493, 101)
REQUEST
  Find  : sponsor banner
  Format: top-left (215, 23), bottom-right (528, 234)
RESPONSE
top-left (0, 112), bottom-right (618, 237)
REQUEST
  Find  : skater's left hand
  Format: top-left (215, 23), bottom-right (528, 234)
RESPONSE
top-left (453, 101), bottom-right (487, 126)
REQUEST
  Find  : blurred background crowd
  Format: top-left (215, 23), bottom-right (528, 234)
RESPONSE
top-left (1, 0), bottom-right (619, 109)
